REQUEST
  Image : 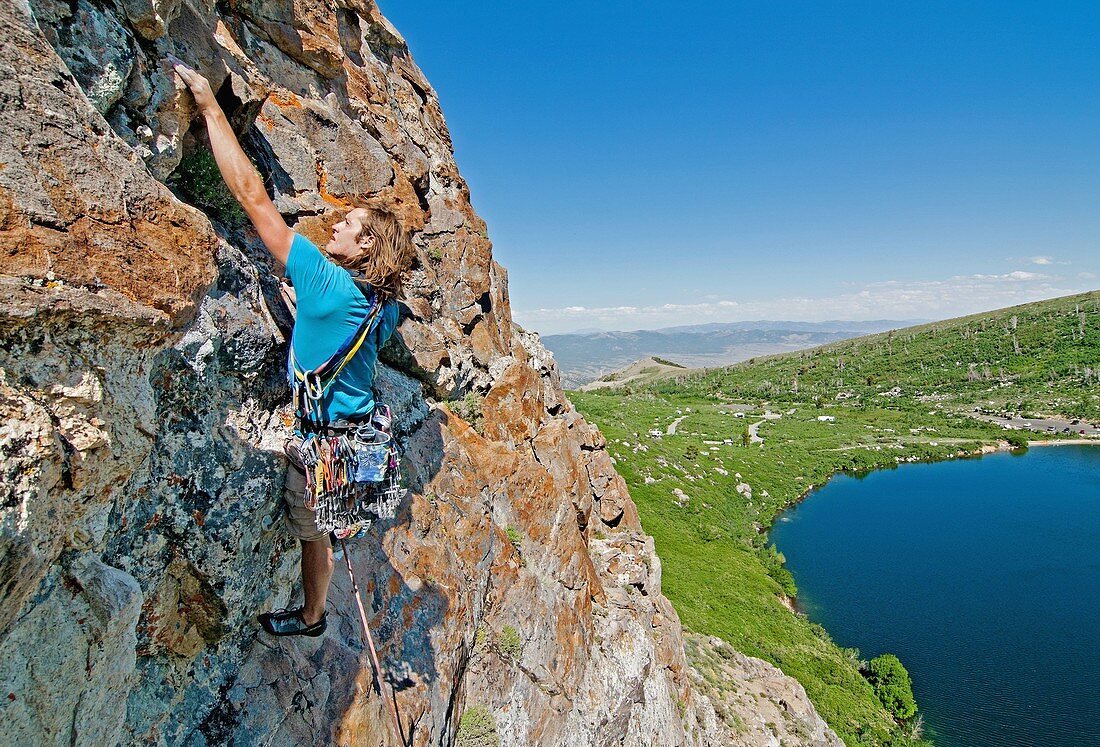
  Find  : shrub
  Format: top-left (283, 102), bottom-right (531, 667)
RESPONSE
top-left (456, 705), bottom-right (499, 747)
top-left (451, 391), bottom-right (485, 435)
top-left (694, 522), bottom-right (723, 542)
top-left (497, 624), bottom-right (521, 662)
top-left (864, 653), bottom-right (918, 721)
top-left (759, 544), bottom-right (797, 598)
top-left (169, 146), bottom-right (246, 228)
top-left (504, 526), bottom-right (523, 552)
top-left (1005, 432), bottom-right (1029, 450)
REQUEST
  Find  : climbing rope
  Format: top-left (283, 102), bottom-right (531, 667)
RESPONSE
top-left (340, 537), bottom-right (407, 746)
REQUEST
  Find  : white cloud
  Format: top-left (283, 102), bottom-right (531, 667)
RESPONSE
top-left (1020, 255), bottom-right (1072, 266)
top-left (516, 271), bottom-right (1091, 335)
top-left (1079, 271), bottom-right (1097, 280)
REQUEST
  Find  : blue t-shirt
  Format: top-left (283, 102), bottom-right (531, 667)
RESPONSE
top-left (286, 233), bottom-right (399, 421)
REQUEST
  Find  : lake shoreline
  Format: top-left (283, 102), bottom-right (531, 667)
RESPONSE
top-left (770, 442), bottom-right (1100, 747)
top-left (781, 435), bottom-right (1100, 521)
top-left (1026, 437), bottom-right (1100, 446)
top-left (774, 436), bottom-right (1100, 659)
top-left (772, 436), bottom-right (1100, 738)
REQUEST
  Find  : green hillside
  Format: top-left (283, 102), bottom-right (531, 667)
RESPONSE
top-left (569, 291), bottom-right (1100, 746)
top-left (665, 291), bottom-right (1100, 421)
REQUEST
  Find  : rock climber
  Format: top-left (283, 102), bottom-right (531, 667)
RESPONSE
top-left (174, 61), bottom-right (415, 637)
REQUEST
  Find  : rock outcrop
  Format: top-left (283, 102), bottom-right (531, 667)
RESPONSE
top-left (0, 2), bottom-right (832, 745)
top-left (685, 634), bottom-right (843, 747)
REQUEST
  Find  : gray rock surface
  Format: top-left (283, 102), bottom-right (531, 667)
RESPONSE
top-left (685, 634), bottom-right (844, 747)
top-left (0, 553), bottom-right (143, 746)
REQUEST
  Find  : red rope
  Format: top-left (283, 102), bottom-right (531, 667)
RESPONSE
top-left (340, 538), bottom-right (405, 745)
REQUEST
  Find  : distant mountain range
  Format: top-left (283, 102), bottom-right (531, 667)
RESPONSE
top-left (542, 320), bottom-right (923, 387)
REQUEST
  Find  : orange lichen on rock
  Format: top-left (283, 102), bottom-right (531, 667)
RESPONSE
top-left (316, 164), bottom-right (353, 208)
top-left (268, 89), bottom-right (302, 108)
top-left (482, 361), bottom-right (547, 445)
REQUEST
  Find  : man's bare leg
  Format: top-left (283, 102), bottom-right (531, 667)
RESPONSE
top-left (301, 537), bottom-right (334, 625)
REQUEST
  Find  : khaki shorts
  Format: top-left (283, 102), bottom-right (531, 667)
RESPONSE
top-left (283, 442), bottom-right (329, 543)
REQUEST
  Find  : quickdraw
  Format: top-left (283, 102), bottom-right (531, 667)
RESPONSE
top-left (289, 407), bottom-right (405, 535)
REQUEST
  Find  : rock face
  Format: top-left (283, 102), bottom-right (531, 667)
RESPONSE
top-left (685, 634), bottom-right (843, 747)
top-left (0, 2), bottom-right (832, 745)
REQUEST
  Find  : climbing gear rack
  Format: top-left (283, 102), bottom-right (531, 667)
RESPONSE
top-left (287, 405), bottom-right (405, 535)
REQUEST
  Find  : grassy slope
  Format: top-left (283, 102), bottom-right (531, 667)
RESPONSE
top-left (672, 291), bottom-right (1100, 421)
top-left (570, 291), bottom-right (1100, 746)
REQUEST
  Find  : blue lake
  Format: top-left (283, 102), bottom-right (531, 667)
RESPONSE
top-left (770, 445), bottom-right (1100, 747)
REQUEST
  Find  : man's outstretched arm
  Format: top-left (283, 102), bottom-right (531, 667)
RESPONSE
top-left (173, 61), bottom-right (293, 265)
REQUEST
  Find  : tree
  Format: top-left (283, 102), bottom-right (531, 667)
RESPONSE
top-left (864, 653), bottom-right (918, 721)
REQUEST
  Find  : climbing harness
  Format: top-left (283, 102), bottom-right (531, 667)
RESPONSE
top-left (287, 289), bottom-right (406, 536)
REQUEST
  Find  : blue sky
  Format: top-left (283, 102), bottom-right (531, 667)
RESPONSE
top-left (379, 1), bottom-right (1100, 334)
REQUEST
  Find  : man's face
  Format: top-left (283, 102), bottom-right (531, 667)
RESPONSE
top-left (326, 208), bottom-right (375, 261)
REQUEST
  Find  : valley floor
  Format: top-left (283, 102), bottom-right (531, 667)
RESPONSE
top-left (568, 390), bottom-right (1087, 746)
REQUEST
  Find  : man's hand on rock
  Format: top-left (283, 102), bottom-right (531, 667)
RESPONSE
top-left (171, 58), bottom-right (219, 114)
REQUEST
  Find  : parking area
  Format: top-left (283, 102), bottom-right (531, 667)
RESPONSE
top-left (971, 412), bottom-right (1100, 437)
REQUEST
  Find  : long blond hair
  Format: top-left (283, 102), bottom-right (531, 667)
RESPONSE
top-left (336, 206), bottom-right (415, 303)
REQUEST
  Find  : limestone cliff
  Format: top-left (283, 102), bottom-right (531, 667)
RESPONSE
top-left (0, 2), bottom-right (836, 745)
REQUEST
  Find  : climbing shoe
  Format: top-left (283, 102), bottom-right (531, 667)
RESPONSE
top-left (258, 607), bottom-right (327, 637)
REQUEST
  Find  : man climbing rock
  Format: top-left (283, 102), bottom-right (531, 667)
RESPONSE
top-left (174, 61), bottom-right (415, 637)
